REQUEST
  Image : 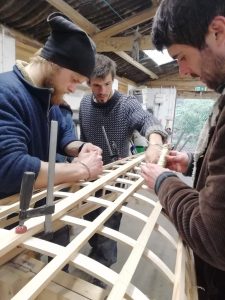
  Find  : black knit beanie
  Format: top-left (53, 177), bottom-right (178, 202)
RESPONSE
top-left (40, 12), bottom-right (96, 78)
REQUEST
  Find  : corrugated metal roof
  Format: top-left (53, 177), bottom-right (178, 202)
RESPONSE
top-left (0, 0), bottom-right (178, 85)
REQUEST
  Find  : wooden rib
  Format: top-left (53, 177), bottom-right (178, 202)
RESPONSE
top-left (61, 215), bottom-right (175, 283)
top-left (0, 153), bottom-right (197, 299)
top-left (115, 177), bottom-right (135, 185)
top-left (38, 222), bottom-right (173, 286)
top-left (21, 236), bottom-right (149, 299)
top-left (108, 201), bottom-right (163, 300)
top-left (104, 185), bottom-right (125, 193)
top-left (155, 224), bottom-right (177, 249)
top-left (133, 192), bottom-right (157, 207)
top-left (11, 176), bottom-right (145, 299)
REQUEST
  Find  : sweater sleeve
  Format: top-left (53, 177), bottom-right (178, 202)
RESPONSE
top-left (0, 89), bottom-right (40, 198)
top-left (157, 108), bottom-right (225, 270)
top-left (124, 96), bottom-right (168, 141)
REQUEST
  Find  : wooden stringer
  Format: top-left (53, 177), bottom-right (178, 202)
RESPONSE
top-left (0, 154), bottom-right (198, 300)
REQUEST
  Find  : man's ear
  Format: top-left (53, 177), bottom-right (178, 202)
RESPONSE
top-left (207, 16), bottom-right (225, 48)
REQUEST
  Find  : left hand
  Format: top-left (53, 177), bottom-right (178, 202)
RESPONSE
top-left (141, 162), bottom-right (169, 189)
top-left (80, 143), bottom-right (102, 155)
top-left (145, 144), bottom-right (162, 163)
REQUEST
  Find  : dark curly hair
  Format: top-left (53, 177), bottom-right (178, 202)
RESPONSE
top-left (152, 0), bottom-right (225, 51)
top-left (91, 54), bottom-right (117, 80)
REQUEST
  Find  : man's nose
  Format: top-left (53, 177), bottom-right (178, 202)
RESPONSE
top-left (68, 83), bottom-right (77, 93)
top-left (179, 62), bottom-right (191, 77)
top-left (99, 86), bottom-right (106, 93)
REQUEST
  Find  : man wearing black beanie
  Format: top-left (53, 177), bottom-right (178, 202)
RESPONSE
top-left (41, 12), bottom-right (96, 79)
top-left (0, 13), bottom-right (103, 253)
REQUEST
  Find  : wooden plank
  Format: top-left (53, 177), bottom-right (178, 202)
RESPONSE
top-left (172, 238), bottom-right (186, 300)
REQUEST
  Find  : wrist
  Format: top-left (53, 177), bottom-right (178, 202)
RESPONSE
top-left (75, 160), bottom-right (91, 181)
top-left (149, 133), bottom-right (163, 145)
top-left (154, 171), bottom-right (178, 194)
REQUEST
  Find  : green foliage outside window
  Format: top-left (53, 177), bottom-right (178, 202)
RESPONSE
top-left (172, 98), bottom-right (214, 151)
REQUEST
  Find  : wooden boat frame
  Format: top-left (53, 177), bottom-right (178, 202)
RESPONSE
top-left (0, 154), bottom-right (198, 300)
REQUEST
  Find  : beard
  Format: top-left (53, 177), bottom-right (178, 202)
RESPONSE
top-left (51, 92), bottom-right (64, 105)
top-left (201, 47), bottom-right (225, 92)
top-left (43, 74), bottom-right (65, 105)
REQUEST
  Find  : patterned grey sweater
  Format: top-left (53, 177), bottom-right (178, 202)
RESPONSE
top-left (79, 90), bottom-right (167, 165)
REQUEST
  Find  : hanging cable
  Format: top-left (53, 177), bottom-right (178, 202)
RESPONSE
top-left (101, 0), bottom-right (123, 20)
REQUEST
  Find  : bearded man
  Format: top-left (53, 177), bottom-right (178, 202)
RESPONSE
top-left (0, 12), bottom-right (103, 259)
top-left (0, 12), bottom-right (103, 200)
top-left (141, 0), bottom-right (225, 299)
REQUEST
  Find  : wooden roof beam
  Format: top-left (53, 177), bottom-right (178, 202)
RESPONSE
top-left (2, 25), bottom-right (42, 49)
top-left (116, 51), bottom-right (158, 79)
top-left (45, 0), bottom-right (158, 79)
top-left (92, 7), bottom-right (158, 41)
top-left (96, 35), bottom-right (153, 52)
top-left (45, 0), bottom-right (99, 36)
top-left (148, 78), bottom-right (210, 90)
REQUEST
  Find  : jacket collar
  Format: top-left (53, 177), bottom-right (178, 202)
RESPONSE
top-left (13, 65), bottom-right (53, 110)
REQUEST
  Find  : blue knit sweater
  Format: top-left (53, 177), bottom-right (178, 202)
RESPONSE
top-left (0, 66), bottom-right (76, 199)
top-left (79, 91), bottom-right (167, 164)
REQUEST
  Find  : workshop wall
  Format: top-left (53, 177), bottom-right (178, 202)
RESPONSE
top-left (143, 87), bottom-right (177, 132)
top-left (0, 27), bottom-right (15, 72)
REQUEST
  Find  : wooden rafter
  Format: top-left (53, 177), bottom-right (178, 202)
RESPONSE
top-left (148, 76), bottom-right (217, 97)
top-left (116, 51), bottom-right (158, 79)
top-left (3, 26), bottom-right (42, 49)
top-left (45, 0), bottom-right (158, 79)
top-left (96, 35), bottom-right (153, 52)
top-left (45, 0), bottom-right (98, 36)
top-left (92, 7), bottom-right (158, 41)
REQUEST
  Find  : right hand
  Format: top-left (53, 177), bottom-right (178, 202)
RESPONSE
top-left (166, 150), bottom-right (189, 173)
top-left (74, 151), bottom-right (103, 180)
top-left (79, 142), bottom-right (102, 156)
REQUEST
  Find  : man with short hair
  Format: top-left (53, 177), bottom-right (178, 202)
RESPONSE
top-left (141, 1), bottom-right (225, 299)
top-left (79, 53), bottom-right (167, 283)
top-left (0, 12), bottom-right (103, 201)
